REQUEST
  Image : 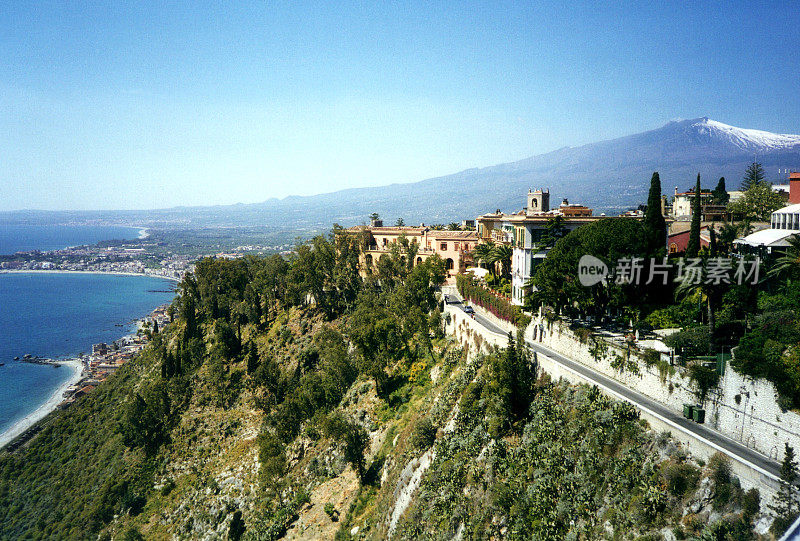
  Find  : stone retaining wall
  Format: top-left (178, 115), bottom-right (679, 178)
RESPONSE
top-left (528, 318), bottom-right (800, 470)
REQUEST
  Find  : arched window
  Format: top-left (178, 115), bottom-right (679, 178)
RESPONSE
top-left (446, 258), bottom-right (454, 270)
top-left (365, 254), bottom-right (373, 268)
top-left (416, 257), bottom-right (422, 265)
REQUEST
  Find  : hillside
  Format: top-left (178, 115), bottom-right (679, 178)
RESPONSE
top-left (3, 118), bottom-right (797, 232)
top-left (0, 235), bottom-right (768, 540)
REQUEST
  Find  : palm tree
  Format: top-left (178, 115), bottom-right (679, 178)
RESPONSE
top-left (715, 222), bottom-right (740, 256)
top-left (473, 242), bottom-right (495, 269)
top-left (675, 262), bottom-right (722, 353)
top-left (447, 222), bottom-right (461, 231)
top-left (491, 244), bottom-right (513, 279)
top-left (768, 234), bottom-right (800, 282)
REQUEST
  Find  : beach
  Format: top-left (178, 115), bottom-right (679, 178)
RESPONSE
top-left (0, 359), bottom-right (84, 450)
top-left (0, 269), bottom-right (179, 282)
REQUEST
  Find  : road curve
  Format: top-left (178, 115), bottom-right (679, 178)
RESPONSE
top-left (448, 292), bottom-right (781, 479)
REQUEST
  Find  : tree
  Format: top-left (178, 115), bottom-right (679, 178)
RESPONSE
top-left (728, 181), bottom-right (786, 221)
top-left (119, 383), bottom-right (171, 454)
top-left (396, 217), bottom-right (405, 227)
top-left (535, 215), bottom-right (567, 251)
top-left (447, 222), bottom-right (461, 230)
top-left (742, 162), bottom-right (766, 191)
top-left (228, 510), bottom-right (246, 541)
top-left (483, 333), bottom-right (536, 436)
top-left (686, 174), bottom-right (702, 258)
top-left (675, 256), bottom-right (725, 353)
top-left (369, 212), bottom-right (380, 222)
top-left (490, 244), bottom-right (513, 279)
top-left (770, 443), bottom-right (800, 536)
top-left (644, 172), bottom-right (667, 257)
top-left (473, 241), bottom-right (495, 269)
top-left (528, 218), bottom-right (648, 318)
top-left (324, 413), bottom-right (369, 483)
top-left (712, 177), bottom-right (729, 205)
top-left (769, 234), bottom-right (800, 282)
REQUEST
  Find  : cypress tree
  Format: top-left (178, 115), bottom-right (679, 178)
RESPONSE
top-left (709, 226), bottom-right (717, 257)
top-left (686, 174), bottom-right (702, 258)
top-left (645, 172), bottom-right (667, 256)
top-left (770, 443), bottom-right (800, 535)
top-left (712, 177), bottom-right (729, 205)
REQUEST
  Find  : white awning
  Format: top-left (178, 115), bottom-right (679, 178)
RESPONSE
top-left (734, 229), bottom-right (799, 247)
top-left (465, 267), bottom-right (490, 278)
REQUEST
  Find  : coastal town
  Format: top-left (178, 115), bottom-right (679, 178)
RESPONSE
top-left (0, 239), bottom-right (192, 280)
top-left (1, 305), bottom-right (172, 453)
top-left (60, 305), bottom-right (172, 407)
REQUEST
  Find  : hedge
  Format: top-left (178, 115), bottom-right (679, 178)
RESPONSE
top-left (456, 274), bottom-right (531, 329)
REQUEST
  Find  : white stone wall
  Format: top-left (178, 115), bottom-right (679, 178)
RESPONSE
top-left (441, 295), bottom-right (783, 504)
top-left (532, 347), bottom-right (779, 502)
top-left (443, 302), bottom-right (507, 356)
top-left (528, 318), bottom-right (800, 465)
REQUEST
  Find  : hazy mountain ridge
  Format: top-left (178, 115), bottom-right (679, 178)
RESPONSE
top-left (3, 118), bottom-right (799, 231)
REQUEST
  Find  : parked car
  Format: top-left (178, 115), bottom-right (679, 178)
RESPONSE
top-left (464, 305), bottom-right (475, 315)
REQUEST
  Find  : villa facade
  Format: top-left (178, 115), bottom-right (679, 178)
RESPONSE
top-left (477, 190), bottom-right (606, 305)
top-left (347, 224), bottom-right (478, 280)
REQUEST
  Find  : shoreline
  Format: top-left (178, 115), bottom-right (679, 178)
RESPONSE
top-left (0, 269), bottom-right (180, 283)
top-left (0, 359), bottom-right (85, 450)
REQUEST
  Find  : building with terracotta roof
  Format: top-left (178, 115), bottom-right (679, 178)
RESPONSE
top-left (346, 224), bottom-right (478, 281)
top-left (477, 190), bottom-right (617, 305)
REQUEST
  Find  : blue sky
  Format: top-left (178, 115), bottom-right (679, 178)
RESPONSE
top-left (2, 1), bottom-right (798, 210)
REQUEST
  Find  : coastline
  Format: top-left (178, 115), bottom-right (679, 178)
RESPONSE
top-left (0, 359), bottom-right (84, 450)
top-left (0, 269), bottom-right (180, 283)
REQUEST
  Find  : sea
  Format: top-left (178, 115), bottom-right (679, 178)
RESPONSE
top-left (0, 225), bottom-right (175, 438)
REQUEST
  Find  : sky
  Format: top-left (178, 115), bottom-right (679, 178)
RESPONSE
top-left (1, 1), bottom-right (799, 211)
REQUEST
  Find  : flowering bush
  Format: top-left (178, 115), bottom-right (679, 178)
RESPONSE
top-left (456, 274), bottom-right (531, 329)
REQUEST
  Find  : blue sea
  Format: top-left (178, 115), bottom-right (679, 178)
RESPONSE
top-left (0, 224), bottom-right (141, 255)
top-left (0, 225), bottom-right (175, 438)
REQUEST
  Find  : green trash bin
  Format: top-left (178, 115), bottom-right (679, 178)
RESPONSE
top-left (692, 407), bottom-right (705, 424)
top-left (683, 404), bottom-right (694, 419)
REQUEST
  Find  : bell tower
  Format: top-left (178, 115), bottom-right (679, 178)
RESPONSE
top-left (526, 189), bottom-right (550, 215)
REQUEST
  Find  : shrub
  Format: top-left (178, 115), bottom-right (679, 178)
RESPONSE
top-left (456, 274), bottom-right (531, 328)
top-left (410, 417), bottom-right (437, 450)
top-left (663, 462), bottom-right (700, 499)
top-left (642, 348), bottom-right (661, 368)
top-left (663, 326), bottom-right (711, 359)
top-left (688, 363), bottom-right (720, 403)
top-left (324, 502), bottom-right (339, 522)
top-left (741, 488), bottom-right (760, 519)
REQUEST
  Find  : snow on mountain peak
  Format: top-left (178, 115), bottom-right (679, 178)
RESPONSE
top-left (688, 117), bottom-right (800, 151)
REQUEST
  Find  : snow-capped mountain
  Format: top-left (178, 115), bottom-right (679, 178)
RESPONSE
top-left (686, 118), bottom-right (800, 152)
top-left (5, 118), bottom-right (797, 229)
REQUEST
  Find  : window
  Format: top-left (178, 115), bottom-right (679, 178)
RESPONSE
top-left (440, 242), bottom-right (447, 251)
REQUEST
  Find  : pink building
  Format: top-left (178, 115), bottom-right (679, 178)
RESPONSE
top-left (347, 225), bottom-right (478, 280)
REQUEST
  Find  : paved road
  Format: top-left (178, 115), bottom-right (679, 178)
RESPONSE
top-left (448, 292), bottom-right (781, 480)
top-left (445, 294), bottom-right (508, 336)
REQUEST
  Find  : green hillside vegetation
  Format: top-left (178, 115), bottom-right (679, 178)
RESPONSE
top-left (0, 227), bottom-right (764, 539)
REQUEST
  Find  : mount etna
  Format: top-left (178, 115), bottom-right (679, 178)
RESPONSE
top-left (3, 118), bottom-right (799, 231)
